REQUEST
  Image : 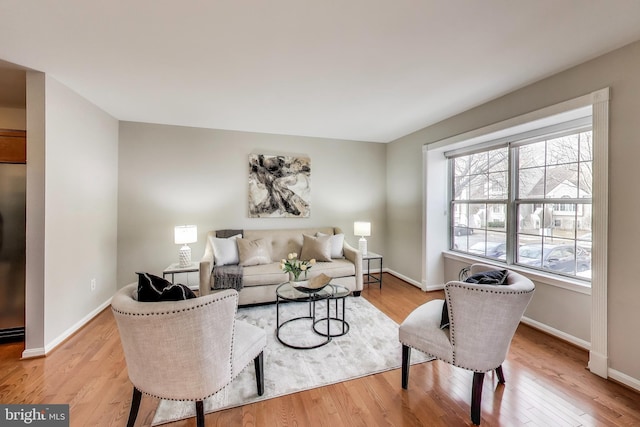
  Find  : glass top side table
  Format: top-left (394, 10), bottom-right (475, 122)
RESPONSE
top-left (362, 252), bottom-right (383, 289)
top-left (275, 282), bottom-right (350, 350)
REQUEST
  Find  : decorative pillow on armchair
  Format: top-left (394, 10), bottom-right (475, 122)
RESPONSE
top-left (440, 269), bottom-right (509, 329)
top-left (464, 269), bottom-right (509, 285)
top-left (136, 272), bottom-right (196, 302)
top-left (301, 234), bottom-right (332, 262)
top-left (237, 238), bottom-right (272, 266)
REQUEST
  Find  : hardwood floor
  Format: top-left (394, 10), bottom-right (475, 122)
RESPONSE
top-left (2, 273), bottom-right (639, 426)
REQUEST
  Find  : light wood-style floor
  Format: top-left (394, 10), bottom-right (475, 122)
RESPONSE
top-left (2, 274), bottom-right (639, 426)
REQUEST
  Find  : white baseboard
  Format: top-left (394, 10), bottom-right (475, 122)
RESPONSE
top-left (515, 319), bottom-right (640, 392)
top-left (22, 297), bottom-right (113, 359)
top-left (44, 297), bottom-right (113, 354)
top-left (21, 348), bottom-right (45, 359)
top-left (609, 368), bottom-right (640, 392)
top-left (384, 268), bottom-right (423, 289)
top-left (520, 316), bottom-right (591, 350)
top-left (383, 268), bottom-right (444, 291)
top-left (379, 271), bottom-right (640, 393)
top-left (589, 350), bottom-right (609, 378)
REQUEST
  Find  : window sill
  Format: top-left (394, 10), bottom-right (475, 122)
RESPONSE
top-left (442, 251), bottom-right (592, 296)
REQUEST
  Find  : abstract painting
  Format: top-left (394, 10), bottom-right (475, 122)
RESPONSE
top-left (248, 154), bottom-right (311, 218)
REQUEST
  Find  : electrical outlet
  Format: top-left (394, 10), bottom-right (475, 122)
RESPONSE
top-left (91, 278), bottom-right (96, 291)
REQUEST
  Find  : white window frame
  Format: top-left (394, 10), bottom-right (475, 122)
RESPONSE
top-left (446, 122), bottom-right (593, 281)
top-left (422, 88), bottom-right (609, 378)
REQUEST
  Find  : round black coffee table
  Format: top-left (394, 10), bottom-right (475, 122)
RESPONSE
top-left (275, 282), bottom-right (350, 350)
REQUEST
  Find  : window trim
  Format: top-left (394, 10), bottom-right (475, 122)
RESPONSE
top-left (423, 88), bottom-right (609, 378)
top-left (442, 250), bottom-right (591, 295)
top-left (446, 127), bottom-right (594, 281)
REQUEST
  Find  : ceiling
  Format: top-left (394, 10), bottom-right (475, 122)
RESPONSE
top-left (1, 1), bottom-right (640, 142)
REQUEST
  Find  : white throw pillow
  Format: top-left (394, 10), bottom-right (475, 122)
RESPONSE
top-left (317, 232), bottom-right (345, 258)
top-left (210, 234), bottom-right (242, 266)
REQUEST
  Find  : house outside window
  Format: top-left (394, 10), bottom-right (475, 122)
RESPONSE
top-left (449, 128), bottom-right (592, 280)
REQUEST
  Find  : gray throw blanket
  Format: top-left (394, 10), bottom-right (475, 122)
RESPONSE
top-left (213, 265), bottom-right (244, 292)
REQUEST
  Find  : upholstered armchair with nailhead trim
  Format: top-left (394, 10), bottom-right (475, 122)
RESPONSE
top-left (399, 263), bottom-right (534, 425)
top-left (112, 284), bottom-right (266, 427)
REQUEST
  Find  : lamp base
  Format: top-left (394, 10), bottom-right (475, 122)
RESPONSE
top-left (358, 237), bottom-right (368, 256)
top-left (178, 245), bottom-right (191, 267)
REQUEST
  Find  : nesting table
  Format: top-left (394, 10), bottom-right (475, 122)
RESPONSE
top-left (275, 282), bottom-right (350, 350)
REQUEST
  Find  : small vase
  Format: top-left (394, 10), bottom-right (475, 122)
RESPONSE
top-left (288, 272), bottom-right (308, 288)
top-left (289, 272), bottom-right (301, 282)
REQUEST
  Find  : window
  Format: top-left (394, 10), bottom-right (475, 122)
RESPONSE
top-left (426, 89), bottom-right (609, 377)
top-left (449, 127), bottom-right (592, 280)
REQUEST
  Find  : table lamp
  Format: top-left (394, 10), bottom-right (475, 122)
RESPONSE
top-left (354, 221), bottom-right (371, 256)
top-left (175, 225), bottom-right (197, 267)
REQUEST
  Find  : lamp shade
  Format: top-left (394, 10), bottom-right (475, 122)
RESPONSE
top-left (174, 225), bottom-right (197, 245)
top-left (354, 221), bottom-right (371, 237)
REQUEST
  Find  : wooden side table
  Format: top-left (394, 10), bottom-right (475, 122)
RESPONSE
top-left (163, 262), bottom-right (199, 289)
top-left (362, 252), bottom-right (383, 289)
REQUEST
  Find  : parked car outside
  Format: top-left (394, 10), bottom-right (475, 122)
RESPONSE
top-left (454, 224), bottom-right (474, 236)
top-left (517, 243), bottom-right (591, 274)
top-left (577, 233), bottom-right (592, 252)
top-left (469, 241), bottom-right (506, 259)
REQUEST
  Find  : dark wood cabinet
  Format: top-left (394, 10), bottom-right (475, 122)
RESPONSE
top-left (0, 129), bottom-right (26, 164)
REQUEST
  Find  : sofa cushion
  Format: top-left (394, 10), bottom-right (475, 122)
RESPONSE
top-left (243, 227), bottom-right (335, 263)
top-left (242, 263), bottom-right (289, 286)
top-left (308, 259), bottom-right (355, 277)
top-left (317, 232), bottom-right (345, 258)
top-left (210, 233), bottom-right (241, 266)
top-left (237, 238), bottom-right (272, 266)
top-left (300, 234), bottom-right (332, 262)
top-left (240, 259), bottom-right (356, 288)
top-left (136, 272), bottom-right (196, 302)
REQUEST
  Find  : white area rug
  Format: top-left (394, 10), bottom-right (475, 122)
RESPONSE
top-left (152, 296), bottom-right (432, 425)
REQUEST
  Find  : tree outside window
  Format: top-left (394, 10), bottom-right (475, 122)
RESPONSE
top-left (450, 130), bottom-right (592, 280)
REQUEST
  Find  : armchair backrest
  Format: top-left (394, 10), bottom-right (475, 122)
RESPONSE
top-left (111, 284), bottom-right (238, 400)
top-left (445, 265), bottom-right (534, 372)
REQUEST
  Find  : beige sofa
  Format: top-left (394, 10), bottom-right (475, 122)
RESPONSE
top-left (199, 227), bottom-right (363, 305)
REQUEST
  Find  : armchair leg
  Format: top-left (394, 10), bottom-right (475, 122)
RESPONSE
top-left (195, 400), bottom-right (205, 427)
top-left (401, 344), bottom-right (411, 389)
top-left (126, 387), bottom-right (142, 427)
top-left (495, 365), bottom-right (505, 384)
top-left (254, 351), bottom-right (264, 396)
top-left (471, 372), bottom-right (485, 425)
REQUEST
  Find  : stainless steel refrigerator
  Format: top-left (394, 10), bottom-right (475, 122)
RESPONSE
top-left (0, 163), bottom-right (26, 342)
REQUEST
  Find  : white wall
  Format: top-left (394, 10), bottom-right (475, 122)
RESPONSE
top-left (117, 122), bottom-right (387, 288)
top-left (23, 75), bottom-right (119, 354)
top-left (387, 39), bottom-right (640, 384)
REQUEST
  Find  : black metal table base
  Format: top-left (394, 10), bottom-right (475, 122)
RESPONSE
top-left (276, 295), bottom-right (349, 349)
top-left (313, 297), bottom-right (349, 337)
